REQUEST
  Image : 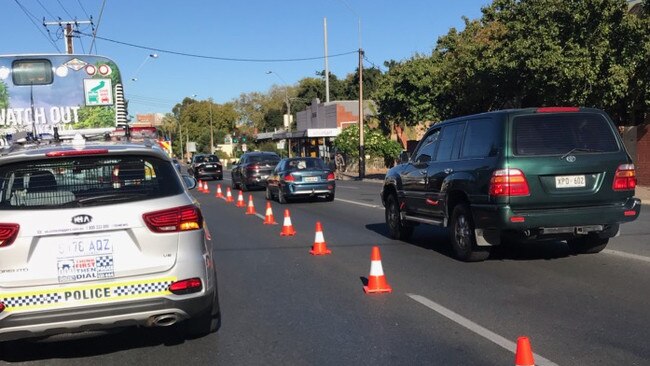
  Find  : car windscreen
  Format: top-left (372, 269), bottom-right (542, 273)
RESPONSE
top-left (249, 155), bottom-right (280, 165)
top-left (512, 113), bottom-right (620, 156)
top-left (0, 155), bottom-right (184, 209)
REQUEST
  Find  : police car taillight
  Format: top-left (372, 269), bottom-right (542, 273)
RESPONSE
top-left (143, 205), bottom-right (203, 233)
top-left (0, 223), bottom-right (20, 248)
top-left (169, 278), bottom-right (203, 295)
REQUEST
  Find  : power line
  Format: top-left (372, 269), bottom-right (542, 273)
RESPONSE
top-left (12, 0), bottom-right (61, 52)
top-left (90, 0), bottom-right (107, 54)
top-left (75, 31), bottom-right (358, 63)
top-left (55, 0), bottom-right (74, 19)
top-left (363, 55), bottom-right (384, 72)
top-left (36, 0), bottom-right (55, 19)
top-left (76, 0), bottom-right (90, 18)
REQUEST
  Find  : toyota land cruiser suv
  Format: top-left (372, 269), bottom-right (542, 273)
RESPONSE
top-left (381, 107), bottom-right (641, 261)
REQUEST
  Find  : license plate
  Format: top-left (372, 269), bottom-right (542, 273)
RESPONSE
top-left (57, 237), bottom-right (114, 283)
top-left (555, 175), bottom-right (586, 188)
top-left (304, 177), bottom-right (319, 182)
top-left (206, 164), bottom-right (214, 168)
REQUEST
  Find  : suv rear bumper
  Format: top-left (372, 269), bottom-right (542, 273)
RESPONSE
top-left (472, 197), bottom-right (641, 236)
top-left (0, 288), bottom-right (216, 342)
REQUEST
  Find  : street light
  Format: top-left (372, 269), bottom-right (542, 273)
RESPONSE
top-left (131, 53), bottom-right (158, 82)
top-left (266, 71), bottom-right (292, 157)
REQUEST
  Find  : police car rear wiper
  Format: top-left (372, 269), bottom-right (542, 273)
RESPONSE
top-left (560, 148), bottom-right (603, 160)
top-left (60, 193), bottom-right (148, 207)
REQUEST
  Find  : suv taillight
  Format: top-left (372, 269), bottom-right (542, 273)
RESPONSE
top-left (284, 173), bottom-right (296, 182)
top-left (246, 164), bottom-right (260, 171)
top-left (612, 164), bottom-right (637, 191)
top-left (489, 169), bottom-right (530, 197)
top-left (327, 172), bottom-right (335, 181)
top-left (0, 224), bottom-right (20, 248)
top-left (143, 205), bottom-right (203, 233)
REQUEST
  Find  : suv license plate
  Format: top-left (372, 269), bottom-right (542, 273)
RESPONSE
top-left (555, 175), bottom-right (586, 188)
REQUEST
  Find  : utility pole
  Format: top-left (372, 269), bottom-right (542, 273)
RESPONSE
top-left (323, 17), bottom-right (330, 103)
top-left (358, 48), bottom-right (365, 180)
top-left (43, 20), bottom-right (93, 54)
top-left (209, 100), bottom-right (214, 154)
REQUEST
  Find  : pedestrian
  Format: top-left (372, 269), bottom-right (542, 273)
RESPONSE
top-left (326, 156), bottom-right (337, 176)
top-left (335, 152), bottom-right (345, 180)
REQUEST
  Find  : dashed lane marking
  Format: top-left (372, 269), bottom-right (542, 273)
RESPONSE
top-left (334, 197), bottom-right (382, 209)
top-left (603, 249), bottom-right (650, 263)
top-left (407, 293), bottom-right (559, 366)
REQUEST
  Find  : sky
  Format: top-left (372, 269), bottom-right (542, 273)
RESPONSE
top-left (6, 0), bottom-right (489, 115)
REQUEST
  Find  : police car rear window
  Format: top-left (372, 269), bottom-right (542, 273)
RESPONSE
top-left (0, 155), bottom-right (183, 209)
top-left (513, 113), bottom-right (620, 156)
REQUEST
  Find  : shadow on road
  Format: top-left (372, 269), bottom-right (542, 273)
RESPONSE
top-left (365, 222), bottom-right (574, 262)
top-left (0, 326), bottom-right (189, 362)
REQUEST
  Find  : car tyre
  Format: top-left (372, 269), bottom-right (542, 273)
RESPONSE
top-left (240, 181), bottom-right (248, 192)
top-left (567, 236), bottom-right (609, 254)
top-left (325, 193), bottom-right (335, 202)
top-left (449, 203), bottom-right (490, 262)
top-left (278, 188), bottom-right (287, 204)
top-left (265, 186), bottom-right (273, 200)
top-left (385, 193), bottom-right (414, 240)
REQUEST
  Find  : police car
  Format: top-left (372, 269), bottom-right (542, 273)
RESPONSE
top-left (0, 133), bottom-right (220, 342)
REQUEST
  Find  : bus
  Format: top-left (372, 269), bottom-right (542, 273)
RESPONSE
top-left (0, 54), bottom-right (127, 137)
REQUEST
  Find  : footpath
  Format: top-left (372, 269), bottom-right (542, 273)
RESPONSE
top-left (340, 171), bottom-right (650, 204)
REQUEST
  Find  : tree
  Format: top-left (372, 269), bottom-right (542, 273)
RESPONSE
top-left (333, 124), bottom-right (402, 163)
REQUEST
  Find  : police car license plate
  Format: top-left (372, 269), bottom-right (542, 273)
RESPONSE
top-left (304, 177), bottom-right (319, 182)
top-left (57, 236), bottom-right (114, 283)
top-left (555, 175), bottom-right (586, 188)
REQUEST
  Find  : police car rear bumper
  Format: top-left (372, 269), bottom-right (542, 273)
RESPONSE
top-left (0, 290), bottom-right (215, 342)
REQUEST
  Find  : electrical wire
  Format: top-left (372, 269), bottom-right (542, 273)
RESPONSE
top-left (76, 0), bottom-right (90, 18)
top-left (363, 55), bottom-right (384, 72)
top-left (75, 31), bottom-right (358, 63)
top-left (12, 0), bottom-right (61, 52)
top-left (90, 0), bottom-right (107, 54)
top-left (55, 0), bottom-right (74, 19)
top-left (36, 0), bottom-right (55, 19)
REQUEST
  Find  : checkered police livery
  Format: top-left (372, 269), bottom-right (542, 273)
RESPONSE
top-left (113, 280), bottom-right (173, 297)
top-left (96, 255), bottom-right (114, 268)
top-left (2, 292), bottom-right (62, 309)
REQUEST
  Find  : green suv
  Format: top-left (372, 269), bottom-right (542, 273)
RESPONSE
top-left (381, 107), bottom-right (641, 261)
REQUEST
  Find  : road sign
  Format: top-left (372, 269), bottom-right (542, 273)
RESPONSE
top-left (241, 143), bottom-right (247, 152)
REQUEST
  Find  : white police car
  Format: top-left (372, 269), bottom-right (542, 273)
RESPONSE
top-left (0, 136), bottom-right (219, 342)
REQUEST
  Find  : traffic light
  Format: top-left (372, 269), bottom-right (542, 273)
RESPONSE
top-left (242, 136), bottom-right (247, 143)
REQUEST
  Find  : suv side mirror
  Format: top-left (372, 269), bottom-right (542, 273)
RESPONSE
top-left (399, 151), bottom-right (411, 163)
top-left (182, 175), bottom-right (197, 190)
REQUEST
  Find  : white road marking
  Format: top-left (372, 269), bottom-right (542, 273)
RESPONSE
top-left (603, 249), bottom-right (650, 263)
top-left (334, 197), bottom-right (382, 209)
top-left (336, 185), bottom-right (359, 190)
top-left (254, 213), bottom-right (265, 220)
top-left (407, 293), bottom-right (559, 366)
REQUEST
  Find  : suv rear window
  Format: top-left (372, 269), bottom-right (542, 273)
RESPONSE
top-left (194, 155), bottom-right (220, 163)
top-left (513, 113), bottom-right (619, 156)
top-left (0, 155), bottom-right (183, 209)
top-left (248, 154), bottom-right (280, 164)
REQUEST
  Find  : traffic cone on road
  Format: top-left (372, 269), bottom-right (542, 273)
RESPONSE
top-left (310, 221), bottom-right (332, 255)
top-left (514, 336), bottom-right (535, 366)
top-left (225, 187), bottom-right (234, 203)
top-left (245, 195), bottom-right (257, 215)
top-left (263, 202), bottom-right (277, 225)
top-left (215, 184), bottom-right (224, 198)
top-left (203, 181), bottom-right (210, 194)
top-left (197, 180), bottom-right (205, 193)
top-left (280, 209), bottom-right (296, 236)
top-left (363, 246), bottom-right (392, 294)
top-left (236, 190), bottom-right (246, 207)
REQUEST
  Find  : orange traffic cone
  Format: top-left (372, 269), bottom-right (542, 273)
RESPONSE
top-left (225, 187), bottom-right (234, 203)
top-left (515, 336), bottom-right (535, 366)
top-left (245, 195), bottom-right (257, 215)
top-left (197, 180), bottom-right (205, 193)
top-left (236, 190), bottom-right (246, 207)
top-left (280, 209), bottom-right (296, 236)
top-left (215, 184), bottom-right (223, 198)
top-left (263, 202), bottom-right (277, 225)
top-left (203, 181), bottom-right (210, 194)
top-left (310, 221), bottom-right (332, 255)
top-left (363, 246), bottom-right (392, 294)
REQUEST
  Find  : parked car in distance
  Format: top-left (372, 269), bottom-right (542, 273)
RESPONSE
top-left (231, 152), bottom-right (281, 191)
top-left (0, 139), bottom-right (220, 342)
top-left (266, 157), bottom-right (336, 203)
top-left (381, 107), bottom-right (641, 262)
top-left (188, 154), bottom-right (223, 180)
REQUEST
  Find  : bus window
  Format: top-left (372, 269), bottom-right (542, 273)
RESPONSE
top-left (12, 59), bottom-right (53, 86)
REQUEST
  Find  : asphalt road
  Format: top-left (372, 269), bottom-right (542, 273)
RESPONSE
top-left (1, 177), bottom-right (649, 365)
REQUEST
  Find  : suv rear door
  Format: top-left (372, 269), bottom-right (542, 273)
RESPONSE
top-left (507, 109), bottom-right (630, 209)
top-left (0, 152), bottom-right (190, 288)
